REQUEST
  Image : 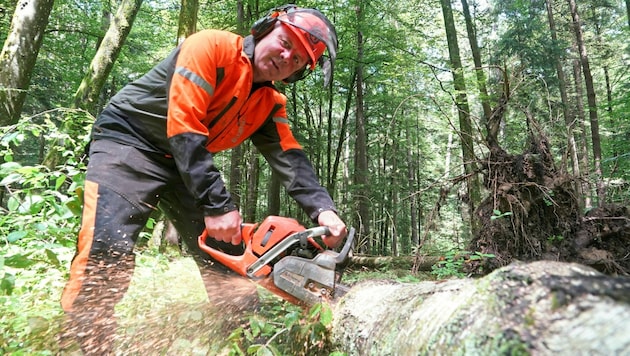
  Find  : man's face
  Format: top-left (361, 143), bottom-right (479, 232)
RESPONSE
top-left (252, 23), bottom-right (310, 83)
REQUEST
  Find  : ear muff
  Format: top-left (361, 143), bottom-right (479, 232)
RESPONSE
top-left (250, 4), bottom-right (298, 39)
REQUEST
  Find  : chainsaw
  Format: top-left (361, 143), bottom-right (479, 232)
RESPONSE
top-left (198, 215), bottom-right (355, 306)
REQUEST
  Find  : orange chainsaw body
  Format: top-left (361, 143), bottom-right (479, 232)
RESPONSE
top-left (198, 216), bottom-right (310, 278)
top-left (198, 216), bottom-right (352, 306)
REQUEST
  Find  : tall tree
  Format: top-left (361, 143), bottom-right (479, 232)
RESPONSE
top-left (176, 0), bottom-right (198, 45)
top-left (568, 0), bottom-right (604, 205)
top-left (460, 0), bottom-right (492, 124)
top-left (0, 0), bottom-right (55, 125)
top-left (440, 0), bottom-right (481, 235)
top-left (72, 0), bottom-right (144, 112)
top-left (229, 0), bottom-right (247, 209)
top-left (571, 40), bottom-right (592, 208)
top-left (546, 0), bottom-right (582, 199)
top-left (353, 0), bottom-right (371, 252)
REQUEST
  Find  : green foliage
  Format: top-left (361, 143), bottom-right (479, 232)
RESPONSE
top-left (227, 299), bottom-right (339, 356)
top-left (491, 209), bottom-right (513, 221)
top-left (0, 111), bottom-right (90, 242)
top-left (0, 110), bottom-right (90, 353)
top-left (431, 251), bottom-right (495, 279)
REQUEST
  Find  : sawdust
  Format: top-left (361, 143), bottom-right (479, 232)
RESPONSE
top-left (58, 257), bottom-right (264, 355)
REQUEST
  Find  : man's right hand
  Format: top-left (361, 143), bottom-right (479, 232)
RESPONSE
top-left (204, 210), bottom-right (242, 245)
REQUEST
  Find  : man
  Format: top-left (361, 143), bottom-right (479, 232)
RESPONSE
top-left (61, 5), bottom-right (347, 354)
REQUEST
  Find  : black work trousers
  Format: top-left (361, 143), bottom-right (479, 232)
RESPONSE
top-left (60, 139), bottom-right (246, 355)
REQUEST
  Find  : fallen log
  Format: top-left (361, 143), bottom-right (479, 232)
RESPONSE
top-left (332, 260), bottom-right (630, 355)
top-left (348, 255), bottom-right (438, 271)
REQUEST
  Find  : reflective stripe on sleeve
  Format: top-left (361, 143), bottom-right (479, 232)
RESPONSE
top-left (175, 66), bottom-right (214, 96)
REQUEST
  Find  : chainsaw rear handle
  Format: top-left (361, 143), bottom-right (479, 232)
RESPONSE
top-left (198, 222), bottom-right (272, 278)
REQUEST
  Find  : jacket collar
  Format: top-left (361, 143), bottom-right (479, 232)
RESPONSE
top-left (244, 35), bottom-right (255, 60)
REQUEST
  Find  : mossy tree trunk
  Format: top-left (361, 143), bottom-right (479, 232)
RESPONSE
top-left (332, 261), bottom-right (630, 355)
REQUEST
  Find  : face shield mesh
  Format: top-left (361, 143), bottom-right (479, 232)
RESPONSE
top-left (276, 8), bottom-right (338, 85)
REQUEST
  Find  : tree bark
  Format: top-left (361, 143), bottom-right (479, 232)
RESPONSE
top-left (332, 261), bottom-right (630, 355)
top-left (440, 0), bottom-right (481, 235)
top-left (460, 0), bottom-right (492, 124)
top-left (546, 0), bottom-right (580, 182)
top-left (0, 0), bottom-right (55, 125)
top-left (568, 0), bottom-right (604, 206)
top-left (72, 0), bottom-right (143, 112)
top-left (176, 0), bottom-right (198, 45)
top-left (353, 1), bottom-right (370, 253)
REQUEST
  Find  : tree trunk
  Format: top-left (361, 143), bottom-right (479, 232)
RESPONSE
top-left (546, 0), bottom-right (581, 184)
top-left (244, 145), bottom-right (260, 222)
top-left (228, 1), bottom-right (246, 209)
top-left (571, 42), bottom-right (592, 209)
top-left (440, 0), bottom-right (481, 236)
top-left (176, 0), bottom-right (198, 45)
top-left (332, 261), bottom-right (630, 355)
top-left (460, 0), bottom-right (492, 124)
top-left (72, 0), bottom-right (143, 112)
top-left (329, 70), bottom-right (355, 194)
top-left (353, 1), bottom-right (370, 253)
top-left (267, 171), bottom-right (281, 216)
top-left (0, 0), bottom-right (55, 125)
top-left (568, 0), bottom-right (604, 206)
top-left (348, 255), bottom-right (436, 270)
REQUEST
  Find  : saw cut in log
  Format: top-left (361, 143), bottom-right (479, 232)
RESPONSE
top-left (332, 261), bottom-right (630, 355)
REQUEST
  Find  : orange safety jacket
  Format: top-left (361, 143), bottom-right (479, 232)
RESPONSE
top-left (92, 30), bottom-right (336, 220)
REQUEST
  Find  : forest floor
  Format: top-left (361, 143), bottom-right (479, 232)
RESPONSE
top-left (3, 245), bottom-right (390, 355)
top-left (3, 248), bottom-right (269, 355)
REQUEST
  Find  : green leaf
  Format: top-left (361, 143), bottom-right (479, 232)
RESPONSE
top-left (308, 303), bottom-right (322, 319)
top-left (55, 174), bottom-right (66, 190)
top-left (0, 172), bottom-right (22, 186)
top-left (246, 344), bottom-right (262, 354)
top-left (1, 272), bottom-right (15, 295)
top-left (0, 161), bottom-right (21, 174)
top-left (7, 196), bottom-right (20, 212)
top-left (4, 254), bottom-right (37, 268)
top-left (6, 231), bottom-right (28, 243)
top-left (319, 304), bottom-right (333, 326)
top-left (65, 196), bottom-right (83, 216)
top-left (254, 345), bottom-right (274, 356)
top-left (28, 316), bottom-right (49, 333)
top-left (250, 318), bottom-right (262, 337)
top-left (45, 249), bottom-right (61, 267)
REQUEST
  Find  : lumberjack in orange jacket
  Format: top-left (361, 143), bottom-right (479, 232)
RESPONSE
top-left (61, 5), bottom-right (346, 354)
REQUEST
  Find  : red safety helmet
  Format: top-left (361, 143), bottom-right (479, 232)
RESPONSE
top-left (251, 4), bottom-right (338, 84)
